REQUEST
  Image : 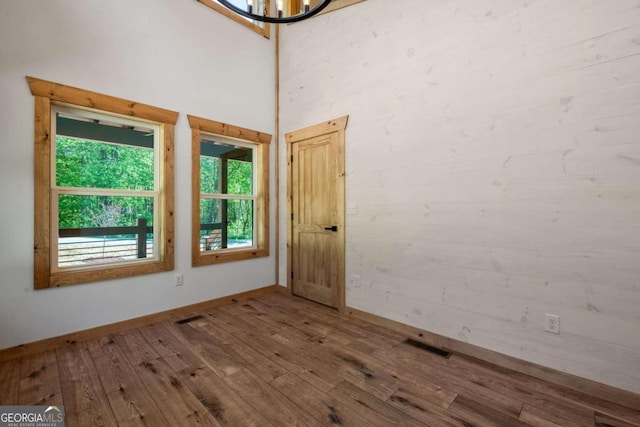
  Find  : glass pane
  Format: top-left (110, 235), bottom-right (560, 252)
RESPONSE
top-left (200, 198), bottom-right (222, 252)
top-left (57, 195), bottom-right (154, 268)
top-left (219, 0), bottom-right (249, 8)
top-left (227, 159), bottom-right (253, 196)
top-left (200, 139), bottom-right (253, 196)
top-left (227, 199), bottom-right (253, 247)
top-left (200, 155), bottom-right (220, 194)
top-left (200, 198), bottom-right (254, 252)
top-left (55, 113), bottom-right (155, 191)
top-left (213, 0), bottom-right (267, 28)
top-left (200, 198), bottom-right (223, 252)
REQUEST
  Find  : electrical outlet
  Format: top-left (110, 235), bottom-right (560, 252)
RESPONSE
top-left (347, 204), bottom-right (358, 215)
top-left (175, 273), bottom-right (184, 287)
top-left (545, 313), bottom-right (560, 334)
top-left (350, 275), bottom-right (361, 288)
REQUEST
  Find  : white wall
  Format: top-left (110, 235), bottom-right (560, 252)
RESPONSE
top-left (0, 0), bottom-right (275, 349)
top-left (279, 0), bottom-right (640, 393)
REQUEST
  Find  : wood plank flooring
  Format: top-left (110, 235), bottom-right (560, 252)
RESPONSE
top-left (1, 292), bottom-right (638, 426)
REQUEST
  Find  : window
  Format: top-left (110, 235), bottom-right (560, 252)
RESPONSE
top-left (28, 77), bottom-right (178, 289)
top-left (197, 0), bottom-right (271, 39)
top-left (189, 115), bottom-right (270, 266)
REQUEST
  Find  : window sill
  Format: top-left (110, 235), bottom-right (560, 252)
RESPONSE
top-left (192, 247), bottom-right (269, 266)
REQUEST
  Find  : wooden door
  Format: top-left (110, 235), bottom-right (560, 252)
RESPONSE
top-left (287, 117), bottom-right (347, 310)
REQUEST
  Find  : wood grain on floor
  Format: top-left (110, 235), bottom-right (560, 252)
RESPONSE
top-left (0, 293), bottom-right (638, 426)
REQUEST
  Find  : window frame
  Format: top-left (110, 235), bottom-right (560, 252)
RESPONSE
top-left (197, 0), bottom-right (271, 39)
top-left (51, 105), bottom-right (162, 271)
top-left (28, 76), bottom-right (178, 289)
top-left (188, 114), bottom-right (270, 266)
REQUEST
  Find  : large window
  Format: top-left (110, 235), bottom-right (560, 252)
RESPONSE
top-left (28, 77), bottom-right (177, 289)
top-left (197, 0), bottom-right (270, 38)
top-left (189, 115), bottom-right (270, 266)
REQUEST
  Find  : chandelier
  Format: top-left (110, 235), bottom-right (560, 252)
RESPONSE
top-left (217, 0), bottom-right (333, 24)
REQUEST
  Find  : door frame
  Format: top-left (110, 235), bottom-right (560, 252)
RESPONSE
top-left (285, 116), bottom-right (348, 312)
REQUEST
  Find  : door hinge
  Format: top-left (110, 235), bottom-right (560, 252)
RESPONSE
top-left (290, 155), bottom-right (294, 163)
top-left (291, 213), bottom-right (294, 221)
top-left (291, 271), bottom-right (294, 279)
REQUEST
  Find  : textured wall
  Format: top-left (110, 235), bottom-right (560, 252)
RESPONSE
top-left (279, 0), bottom-right (640, 392)
top-left (0, 0), bottom-right (275, 349)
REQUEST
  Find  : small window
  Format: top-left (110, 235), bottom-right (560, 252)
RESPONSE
top-left (28, 77), bottom-right (178, 288)
top-left (197, 0), bottom-right (271, 39)
top-left (189, 115), bottom-right (270, 266)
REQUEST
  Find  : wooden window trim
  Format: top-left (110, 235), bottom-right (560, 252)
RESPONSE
top-left (27, 76), bottom-right (178, 289)
top-left (197, 0), bottom-right (271, 39)
top-left (189, 115), bottom-right (271, 266)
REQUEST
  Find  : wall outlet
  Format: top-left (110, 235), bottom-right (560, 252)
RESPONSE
top-left (347, 204), bottom-right (358, 215)
top-left (545, 313), bottom-right (560, 334)
top-left (350, 275), bottom-right (361, 288)
top-left (175, 273), bottom-right (184, 287)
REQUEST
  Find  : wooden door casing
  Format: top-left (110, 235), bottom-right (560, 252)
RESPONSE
top-left (286, 116), bottom-right (347, 311)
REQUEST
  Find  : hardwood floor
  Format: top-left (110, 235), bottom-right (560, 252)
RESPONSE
top-left (1, 292), bottom-right (638, 426)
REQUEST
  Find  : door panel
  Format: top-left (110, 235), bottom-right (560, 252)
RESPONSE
top-left (296, 229), bottom-right (336, 306)
top-left (292, 133), bottom-right (341, 308)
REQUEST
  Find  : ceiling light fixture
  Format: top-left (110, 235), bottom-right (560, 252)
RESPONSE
top-left (217, 0), bottom-right (332, 24)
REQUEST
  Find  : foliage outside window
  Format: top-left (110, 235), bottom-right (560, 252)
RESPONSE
top-left (28, 77), bottom-right (177, 289)
top-left (189, 115), bottom-right (270, 266)
top-left (197, 0), bottom-right (270, 39)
